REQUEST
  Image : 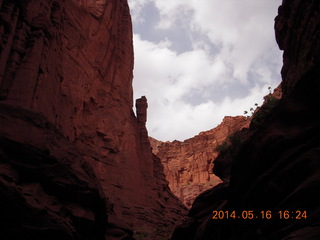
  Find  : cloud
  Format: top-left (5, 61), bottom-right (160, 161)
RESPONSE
top-left (151, 0), bottom-right (282, 83)
top-left (132, 35), bottom-right (235, 107)
top-left (128, 0), bottom-right (283, 141)
top-left (128, 0), bottom-right (151, 23)
top-left (132, 34), bottom-right (279, 141)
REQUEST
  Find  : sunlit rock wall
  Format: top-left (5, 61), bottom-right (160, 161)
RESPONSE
top-left (151, 116), bottom-right (249, 208)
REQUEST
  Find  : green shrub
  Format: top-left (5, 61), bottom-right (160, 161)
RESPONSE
top-left (214, 133), bottom-right (245, 181)
top-left (250, 95), bottom-right (279, 130)
top-left (215, 133), bottom-right (243, 157)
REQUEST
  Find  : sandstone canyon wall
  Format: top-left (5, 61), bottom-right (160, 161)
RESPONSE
top-left (150, 116), bottom-right (250, 208)
top-left (172, 1), bottom-right (320, 239)
top-left (0, 1), bottom-right (187, 239)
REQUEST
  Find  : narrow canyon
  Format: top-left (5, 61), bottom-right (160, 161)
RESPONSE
top-left (0, 0), bottom-right (319, 240)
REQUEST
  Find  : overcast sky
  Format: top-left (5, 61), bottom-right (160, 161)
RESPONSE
top-left (128, 0), bottom-right (283, 142)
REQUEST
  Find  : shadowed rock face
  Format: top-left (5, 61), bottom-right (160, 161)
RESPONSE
top-left (171, 1), bottom-right (320, 239)
top-left (275, 0), bottom-right (320, 97)
top-left (0, 0), bottom-right (187, 239)
top-left (0, 103), bottom-right (108, 240)
top-left (150, 116), bottom-right (249, 208)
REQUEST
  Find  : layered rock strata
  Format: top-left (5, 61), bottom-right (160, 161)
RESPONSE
top-left (0, 1), bottom-right (187, 239)
top-left (150, 116), bottom-right (250, 208)
top-left (172, 1), bottom-right (320, 239)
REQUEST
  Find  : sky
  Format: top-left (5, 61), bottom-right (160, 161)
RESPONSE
top-left (128, 0), bottom-right (283, 142)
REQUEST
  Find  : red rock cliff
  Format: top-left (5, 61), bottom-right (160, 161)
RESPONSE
top-left (0, 1), bottom-right (187, 239)
top-left (150, 116), bottom-right (250, 208)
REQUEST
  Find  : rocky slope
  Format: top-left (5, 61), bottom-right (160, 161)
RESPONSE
top-left (0, 1), bottom-right (187, 239)
top-left (171, 1), bottom-right (320, 239)
top-left (150, 116), bottom-right (250, 208)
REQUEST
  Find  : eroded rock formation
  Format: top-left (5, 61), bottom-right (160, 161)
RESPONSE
top-left (0, 1), bottom-right (187, 239)
top-left (171, 1), bottom-right (320, 239)
top-left (150, 116), bottom-right (250, 208)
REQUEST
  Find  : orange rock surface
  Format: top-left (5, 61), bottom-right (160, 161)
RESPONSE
top-left (150, 116), bottom-right (250, 207)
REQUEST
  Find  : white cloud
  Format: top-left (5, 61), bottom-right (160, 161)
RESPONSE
top-left (155, 2), bottom-right (192, 29)
top-left (150, 0), bottom-right (281, 83)
top-left (129, 0), bottom-right (283, 141)
top-left (128, 0), bottom-right (151, 23)
top-left (142, 83), bottom-right (271, 141)
top-left (132, 35), bottom-right (233, 104)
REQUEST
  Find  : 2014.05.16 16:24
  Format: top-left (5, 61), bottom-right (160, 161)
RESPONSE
top-left (212, 210), bottom-right (307, 220)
